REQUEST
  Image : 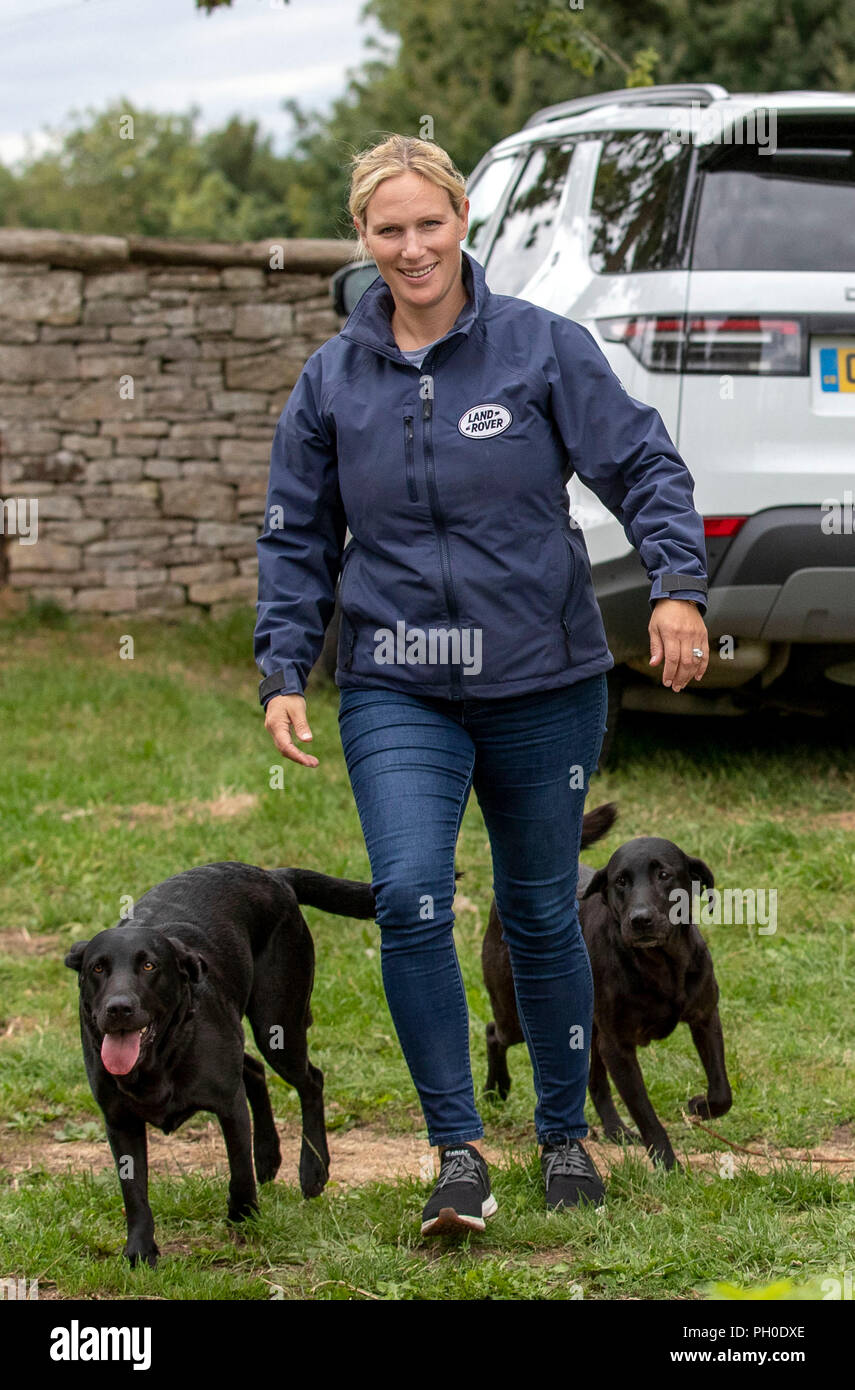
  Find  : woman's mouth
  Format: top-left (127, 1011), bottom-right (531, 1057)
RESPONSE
top-left (399, 262), bottom-right (438, 282)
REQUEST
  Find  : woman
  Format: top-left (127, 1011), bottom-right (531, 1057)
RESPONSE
top-left (255, 135), bottom-right (709, 1236)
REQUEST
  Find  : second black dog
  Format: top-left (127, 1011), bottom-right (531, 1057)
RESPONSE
top-left (483, 829), bottom-right (732, 1169)
top-left (65, 861), bottom-right (375, 1267)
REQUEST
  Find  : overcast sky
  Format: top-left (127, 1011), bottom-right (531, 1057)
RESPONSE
top-left (0, 0), bottom-right (387, 167)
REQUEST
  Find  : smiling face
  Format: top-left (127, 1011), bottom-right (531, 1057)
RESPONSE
top-left (354, 170), bottom-right (469, 319)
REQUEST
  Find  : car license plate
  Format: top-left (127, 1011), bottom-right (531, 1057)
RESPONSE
top-left (819, 343), bottom-right (855, 392)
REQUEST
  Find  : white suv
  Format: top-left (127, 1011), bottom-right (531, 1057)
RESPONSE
top-left (329, 84), bottom-right (855, 726)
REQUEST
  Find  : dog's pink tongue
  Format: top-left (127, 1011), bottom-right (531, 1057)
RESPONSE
top-left (101, 1030), bottom-right (141, 1075)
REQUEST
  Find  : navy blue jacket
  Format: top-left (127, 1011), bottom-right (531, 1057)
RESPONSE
top-left (255, 251), bottom-right (707, 706)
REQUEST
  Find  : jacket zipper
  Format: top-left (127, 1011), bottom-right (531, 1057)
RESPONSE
top-left (403, 415), bottom-right (417, 501)
top-left (339, 545), bottom-right (357, 669)
top-left (421, 357), bottom-right (463, 698)
top-left (560, 532), bottom-right (575, 660)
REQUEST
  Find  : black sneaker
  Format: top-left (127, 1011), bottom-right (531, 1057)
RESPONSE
top-left (541, 1139), bottom-right (605, 1209)
top-left (421, 1143), bottom-right (498, 1236)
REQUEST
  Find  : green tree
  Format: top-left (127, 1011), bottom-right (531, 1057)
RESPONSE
top-left (5, 0), bottom-right (855, 239)
top-left (0, 103), bottom-right (297, 240)
top-left (275, 0), bottom-right (855, 237)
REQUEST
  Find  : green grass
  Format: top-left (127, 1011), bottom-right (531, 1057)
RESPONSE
top-left (1, 602), bottom-right (853, 1299)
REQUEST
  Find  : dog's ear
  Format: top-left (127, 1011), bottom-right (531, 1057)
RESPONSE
top-left (64, 940), bottom-right (90, 972)
top-left (686, 856), bottom-right (715, 895)
top-left (582, 867), bottom-right (608, 900)
top-left (166, 937), bottom-right (208, 983)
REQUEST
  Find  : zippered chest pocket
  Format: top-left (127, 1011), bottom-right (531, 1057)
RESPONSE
top-left (402, 409), bottom-right (418, 502)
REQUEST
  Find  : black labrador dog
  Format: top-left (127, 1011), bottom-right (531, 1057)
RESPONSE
top-left (65, 861), bottom-right (375, 1267)
top-left (483, 827), bottom-right (732, 1170)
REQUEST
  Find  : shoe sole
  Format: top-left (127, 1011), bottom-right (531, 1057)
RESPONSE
top-left (421, 1193), bottom-right (498, 1236)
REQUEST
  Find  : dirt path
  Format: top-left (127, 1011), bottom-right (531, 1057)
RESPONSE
top-left (3, 1120), bottom-right (853, 1188)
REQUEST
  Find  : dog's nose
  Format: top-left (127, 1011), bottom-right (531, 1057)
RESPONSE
top-left (629, 909), bottom-right (654, 931)
top-left (105, 995), bottom-right (136, 1020)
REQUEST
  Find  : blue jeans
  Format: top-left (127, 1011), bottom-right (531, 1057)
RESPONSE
top-left (337, 674), bottom-right (608, 1147)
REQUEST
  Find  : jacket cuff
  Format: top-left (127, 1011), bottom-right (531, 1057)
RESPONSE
top-left (259, 670), bottom-right (303, 707)
top-left (650, 573), bottom-right (708, 613)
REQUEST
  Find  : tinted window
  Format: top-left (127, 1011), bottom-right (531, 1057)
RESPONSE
top-left (588, 131), bottom-right (691, 274)
top-left (692, 143), bottom-right (855, 271)
top-left (464, 155), bottom-right (519, 259)
top-left (485, 141), bottom-right (575, 295)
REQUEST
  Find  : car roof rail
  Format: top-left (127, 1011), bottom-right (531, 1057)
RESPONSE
top-left (523, 83), bottom-right (731, 129)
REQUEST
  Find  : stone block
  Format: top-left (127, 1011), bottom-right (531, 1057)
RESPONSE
top-left (85, 272), bottom-right (149, 300)
top-left (196, 521), bottom-right (257, 547)
top-left (72, 587), bottom-right (137, 612)
top-left (161, 481), bottom-right (236, 521)
top-left (0, 345), bottom-right (78, 381)
top-left (8, 539), bottom-right (80, 571)
top-left (188, 574), bottom-right (256, 604)
top-left (0, 270), bottom-right (82, 324)
top-left (233, 303), bottom-right (293, 339)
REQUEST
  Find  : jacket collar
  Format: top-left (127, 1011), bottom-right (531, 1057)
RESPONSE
top-left (338, 249), bottom-right (487, 363)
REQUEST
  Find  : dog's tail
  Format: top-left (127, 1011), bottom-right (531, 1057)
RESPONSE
top-left (272, 868), bottom-right (377, 919)
top-left (580, 801), bottom-right (618, 848)
top-left (273, 804), bottom-right (616, 920)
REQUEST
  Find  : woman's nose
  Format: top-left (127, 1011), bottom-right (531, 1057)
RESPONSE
top-left (401, 230), bottom-right (425, 258)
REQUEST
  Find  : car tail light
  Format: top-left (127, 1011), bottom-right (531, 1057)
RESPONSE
top-left (704, 516), bottom-right (747, 537)
top-left (597, 316), bottom-right (685, 372)
top-left (597, 315), bottom-right (804, 374)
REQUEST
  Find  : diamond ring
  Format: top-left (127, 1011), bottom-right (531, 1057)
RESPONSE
top-left (692, 647), bottom-right (704, 659)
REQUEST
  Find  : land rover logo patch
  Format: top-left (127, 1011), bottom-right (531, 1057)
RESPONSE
top-left (458, 403), bottom-right (512, 438)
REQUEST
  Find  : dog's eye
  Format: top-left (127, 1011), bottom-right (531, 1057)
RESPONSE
top-left (615, 874), bottom-right (627, 887)
top-left (142, 961), bottom-right (155, 971)
top-left (658, 869), bottom-right (671, 880)
top-left (92, 964), bottom-right (103, 974)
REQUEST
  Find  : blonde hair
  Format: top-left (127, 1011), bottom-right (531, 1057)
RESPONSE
top-left (347, 135), bottom-right (467, 262)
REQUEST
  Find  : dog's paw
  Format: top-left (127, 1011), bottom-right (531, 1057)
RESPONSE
top-left (482, 1080), bottom-right (511, 1102)
top-left (650, 1147), bottom-right (680, 1172)
top-left (227, 1197), bottom-right (260, 1224)
top-left (299, 1144), bottom-right (329, 1199)
top-left (604, 1123), bottom-right (642, 1146)
top-left (255, 1143), bottom-right (282, 1185)
top-left (125, 1239), bottom-right (160, 1269)
top-left (688, 1093), bottom-right (713, 1119)
top-left (299, 1164), bottom-right (328, 1199)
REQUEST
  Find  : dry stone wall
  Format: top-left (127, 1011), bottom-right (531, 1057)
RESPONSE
top-left (0, 229), bottom-right (355, 617)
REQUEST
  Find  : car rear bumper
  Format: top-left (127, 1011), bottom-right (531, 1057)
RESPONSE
top-left (704, 506), bottom-right (855, 642)
top-left (593, 505), bottom-right (855, 659)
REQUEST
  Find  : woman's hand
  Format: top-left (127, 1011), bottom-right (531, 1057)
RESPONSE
top-left (648, 598), bottom-right (709, 692)
top-left (264, 693), bottom-right (319, 768)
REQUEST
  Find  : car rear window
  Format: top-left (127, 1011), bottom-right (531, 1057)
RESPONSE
top-left (587, 130), bottom-right (691, 274)
top-left (691, 123), bottom-right (855, 271)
